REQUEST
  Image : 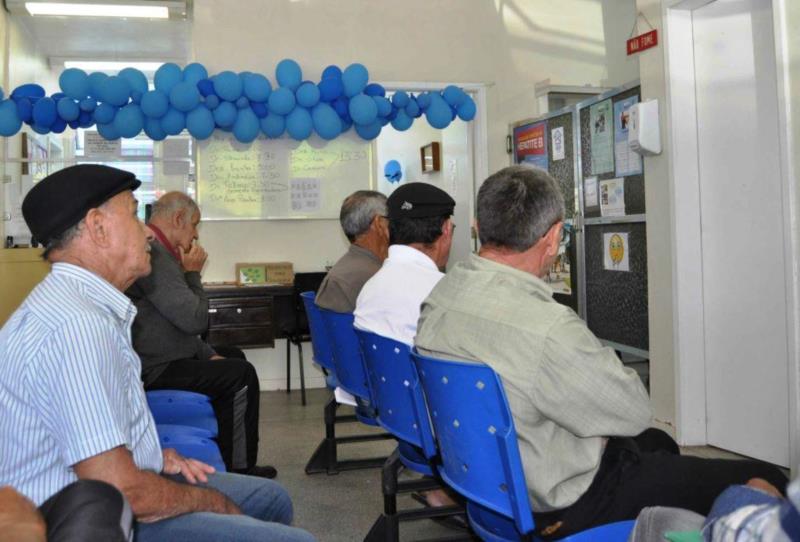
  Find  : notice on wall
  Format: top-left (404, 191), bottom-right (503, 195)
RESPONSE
top-left (590, 99), bottom-right (614, 175)
top-left (603, 232), bottom-right (630, 272)
top-left (584, 176), bottom-right (598, 207)
top-left (85, 131), bottom-right (121, 158)
top-left (551, 126), bottom-right (565, 161)
top-left (290, 178), bottom-right (321, 212)
top-left (614, 96), bottom-right (643, 177)
top-left (513, 120), bottom-right (548, 171)
top-left (600, 178), bottom-right (626, 217)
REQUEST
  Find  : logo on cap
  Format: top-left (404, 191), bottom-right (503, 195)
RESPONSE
top-left (401, 201), bottom-right (413, 211)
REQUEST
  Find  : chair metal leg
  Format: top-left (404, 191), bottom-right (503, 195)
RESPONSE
top-left (286, 338), bottom-right (291, 394)
top-left (297, 341), bottom-right (307, 406)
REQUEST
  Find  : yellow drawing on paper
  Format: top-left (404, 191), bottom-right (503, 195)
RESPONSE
top-left (608, 233), bottom-right (625, 266)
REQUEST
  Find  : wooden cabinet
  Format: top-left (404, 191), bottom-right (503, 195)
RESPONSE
top-left (205, 285), bottom-right (294, 349)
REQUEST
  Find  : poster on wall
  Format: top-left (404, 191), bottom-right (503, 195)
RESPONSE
top-left (614, 96), bottom-right (643, 177)
top-left (590, 99), bottom-right (614, 175)
top-left (513, 120), bottom-right (548, 171)
top-left (584, 176), bottom-right (598, 207)
top-left (599, 177), bottom-right (626, 217)
top-left (603, 232), bottom-right (630, 272)
top-left (551, 126), bottom-right (565, 161)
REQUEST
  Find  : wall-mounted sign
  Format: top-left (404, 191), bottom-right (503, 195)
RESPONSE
top-left (513, 120), bottom-right (548, 171)
top-left (627, 29), bottom-right (658, 55)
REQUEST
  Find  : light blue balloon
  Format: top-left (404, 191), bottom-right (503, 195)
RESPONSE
top-left (286, 107), bottom-right (312, 140)
top-left (99, 76), bottom-right (131, 107)
top-left (233, 108), bottom-right (259, 143)
top-left (416, 92), bottom-right (431, 110)
top-left (243, 73), bottom-right (272, 102)
top-left (214, 71), bottom-right (243, 102)
top-left (425, 93), bottom-right (452, 129)
top-left (354, 119), bottom-right (382, 140)
top-left (322, 65), bottom-right (342, 80)
top-left (384, 160), bottom-right (402, 183)
top-left (295, 82), bottom-right (320, 108)
top-left (267, 87), bottom-right (295, 115)
top-left (59, 68), bottom-right (90, 100)
top-left (144, 117), bottom-right (167, 141)
top-left (96, 121), bottom-right (120, 140)
top-left (154, 63), bottom-right (182, 93)
top-left (0, 100), bottom-right (22, 136)
top-left (161, 108), bottom-right (185, 135)
top-left (205, 95), bottom-right (220, 109)
top-left (405, 98), bottom-right (420, 118)
top-left (114, 104), bottom-right (144, 138)
top-left (213, 101), bottom-right (237, 127)
top-left (186, 106), bottom-right (215, 139)
top-left (56, 97), bottom-right (80, 121)
top-left (119, 67), bottom-right (148, 96)
top-left (94, 103), bottom-right (117, 124)
top-left (131, 90), bottom-right (143, 104)
top-left (457, 97), bottom-right (476, 121)
top-left (275, 59), bottom-right (302, 91)
top-left (79, 98), bottom-right (97, 112)
top-left (443, 85), bottom-right (466, 107)
top-left (391, 91), bottom-right (409, 108)
top-left (373, 96), bottom-right (392, 117)
top-left (88, 72), bottom-right (108, 99)
top-left (169, 81), bottom-right (201, 112)
top-left (342, 63), bottom-right (369, 98)
top-left (140, 90), bottom-right (169, 118)
top-left (348, 94), bottom-right (377, 126)
top-left (260, 113), bottom-right (285, 138)
top-left (236, 96), bottom-right (250, 109)
top-left (311, 103), bottom-right (341, 140)
top-left (391, 109), bottom-right (413, 131)
top-left (183, 62), bottom-right (209, 86)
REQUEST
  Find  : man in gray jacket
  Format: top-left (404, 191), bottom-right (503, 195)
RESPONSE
top-left (127, 192), bottom-right (275, 479)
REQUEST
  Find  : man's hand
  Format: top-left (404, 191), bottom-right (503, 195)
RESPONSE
top-left (180, 242), bottom-right (208, 273)
top-left (0, 486), bottom-right (46, 542)
top-left (162, 448), bottom-right (215, 484)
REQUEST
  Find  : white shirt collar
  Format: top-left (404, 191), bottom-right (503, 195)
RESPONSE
top-left (386, 244), bottom-right (438, 271)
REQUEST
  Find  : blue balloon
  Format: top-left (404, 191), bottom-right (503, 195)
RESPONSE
top-left (31, 124), bottom-right (51, 135)
top-left (186, 105), bottom-right (215, 139)
top-left (99, 76), bottom-right (131, 107)
top-left (425, 93), bottom-right (451, 129)
top-left (51, 92), bottom-right (65, 101)
top-left (154, 63), bottom-right (182, 93)
top-left (333, 95), bottom-right (349, 118)
top-left (88, 72), bottom-right (108, 99)
top-left (348, 94), bottom-right (377, 126)
top-left (114, 104), bottom-right (144, 138)
top-left (16, 98), bottom-right (33, 123)
top-left (94, 103), bottom-right (117, 124)
top-left (131, 90), bottom-right (143, 104)
top-left (183, 63), bottom-right (209, 86)
top-left (56, 97), bottom-right (80, 121)
top-left (296, 82), bottom-right (320, 108)
top-left (311, 103), bottom-right (341, 140)
top-left (59, 68), bottom-right (90, 100)
top-left (213, 101), bottom-right (237, 127)
top-left (340, 116), bottom-right (352, 133)
top-left (416, 92), bottom-right (432, 110)
top-left (379, 116), bottom-right (390, 127)
top-left (321, 65), bottom-right (342, 80)
top-left (267, 87), bottom-right (295, 115)
top-left (233, 109), bottom-right (259, 143)
top-left (161, 108), bottom-right (185, 135)
top-left (140, 90), bottom-right (169, 118)
top-left (391, 109), bottom-right (413, 131)
top-left (373, 96), bottom-right (392, 117)
top-left (342, 63), bottom-right (369, 98)
top-left (364, 83), bottom-right (385, 97)
top-left (243, 73), bottom-right (272, 102)
top-left (457, 97), bottom-right (476, 121)
top-left (236, 96), bottom-right (250, 109)
top-left (96, 121), bottom-right (120, 140)
top-left (318, 78), bottom-right (343, 103)
top-left (275, 59), bottom-right (302, 90)
top-left (354, 119), bottom-right (381, 140)
top-left (32, 97), bottom-right (57, 127)
top-left (251, 101), bottom-right (267, 118)
top-left (286, 107), bottom-right (312, 140)
top-left (144, 117), bottom-right (167, 141)
top-left (405, 97), bottom-right (421, 118)
top-left (391, 91), bottom-right (409, 108)
top-left (119, 67), bottom-right (148, 96)
top-left (68, 119), bottom-right (80, 129)
top-left (79, 98), bottom-right (96, 112)
top-left (51, 118), bottom-right (67, 134)
top-left (11, 84), bottom-right (45, 100)
top-left (197, 78), bottom-right (215, 97)
top-left (169, 81), bottom-right (201, 112)
top-left (78, 111), bottom-right (93, 128)
top-left (205, 94), bottom-right (220, 110)
top-left (384, 160), bottom-right (402, 183)
top-left (0, 100), bottom-right (22, 136)
top-left (214, 71), bottom-right (243, 102)
top-left (260, 113), bottom-right (285, 138)
top-left (443, 85), bottom-right (466, 107)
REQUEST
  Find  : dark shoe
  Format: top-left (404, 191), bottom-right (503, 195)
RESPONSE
top-left (235, 465), bottom-right (278, 479)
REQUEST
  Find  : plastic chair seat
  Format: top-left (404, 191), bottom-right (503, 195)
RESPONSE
top-left (147, 393), bottom-right (219, 437)
top-left (397, 440), bottom-right (433, 476)
top-left (145, 390), bottom-right (211, 403)
top-left (156, 425), bottom-right (226, 472)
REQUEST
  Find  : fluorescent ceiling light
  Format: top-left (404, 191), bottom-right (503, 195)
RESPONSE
top-left (64, 60), bottom-right (165, 72)
top-left (25, 2), bottom-right (169, 18)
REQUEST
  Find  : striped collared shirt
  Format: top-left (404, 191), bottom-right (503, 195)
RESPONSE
top-left (0, 263), bottom-right (163, 505)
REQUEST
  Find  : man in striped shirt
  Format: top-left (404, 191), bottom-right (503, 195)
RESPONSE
top-left (0, 165), bottom-right (313, 542)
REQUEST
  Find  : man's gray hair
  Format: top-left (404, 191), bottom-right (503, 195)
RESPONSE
top-left (42, 220), bottom-right (84, 261)
top-left (477, 165), bottom-right (565, 252)
top-left (340, 190), bottom-right (388, 242)
top-left (150, 191), bottom-right (199, 221)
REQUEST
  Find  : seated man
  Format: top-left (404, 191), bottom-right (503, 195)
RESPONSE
top-left (126, 192), bottom-right (275, 478)
top-left (415, 165), bottom-right (787, 539)
top-left (0, 165), bottom-right (313, 542)
top-left (316, 190), bottom-right (388, 312)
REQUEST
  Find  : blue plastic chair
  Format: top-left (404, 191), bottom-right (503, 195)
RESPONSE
top-left (146, 390), bottom-right (218, 437)
top-left (300, 291), bottom-right (337, 380)
top-left (411, 350), bottom-right (634, 542)
top-left (156, 424), bottom-right (226, 472)
top-left (318, 309), bottom-right (373, 404)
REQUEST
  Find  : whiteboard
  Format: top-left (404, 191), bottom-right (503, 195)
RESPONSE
top-left (197, 132), bottom-right (375, 220)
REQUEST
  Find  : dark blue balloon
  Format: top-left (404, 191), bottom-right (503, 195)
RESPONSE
top-left (31, 124), bottom-right (50, 135)
top-left (205, 94), bottom-right (220, 109)
top-left (213, 101), bottom-right (237, 127)
top-left (114, 104), bottom-right (144, 138)
top-left (32, 97), bottom-right (57, 127)
top-left (260, 113), bottom-right (285, 138)
top-left (96, 121), bottom-right (120, 140)
top-left (318, 78), bottom-right (343, 103)
top-left (183, 63), bottom-right (209, 86)
top-left (233, 109), bottom-right (260, 143)
top-left (57, 97), bottom-right (80, 121)
top-left (340, 116), bottom-right (352, 133)
top-left (140, 90), bottom-right (169, 118)
top-left (99, 76), bottom-right (131, 107)
top-left (276, 59), bottom-right (302, 90)
top-left (286, 107), bottom-right (312, 140)
top-left (68, 119), bottom-right (80, 129)
top-left (321, 65), bottom-right (342, 80)
top-left (333, 96), bottom-right (349, 118)
top-left (311, 103), bottom-right (341, 140)
top-left (186, 105), bottom-right (215, 139)
top-left (251, 102), bottom-right (268, 118)
top-left (214, 71), bottom-right (243, 102)
top-left (51, 92), bottom-right (65, 101)
top-left (354, 119), bottom-right (381, 140)
top-left (79, 99), bottom-right (96, 112)
top-left (391, 91), bottom-right (410, 108)
top-left (379, 117), bottom-right (389, 127)
top-left (243, 73), bottom-right (272, 102)
top-left (59, 68), bottom-right (89, 100)
top-left (0, 100), bottom-right (22, 136)
top-left (296, 82), bottom-right (320, 108)
top-left (364, 83), bottom-right (385, 97)
top-left (161, 108), bottom-right (185, 135)
top-left (119, 67), bottom-right (148, 96)
top-left (416, 92), bottom-right (432, 110)
top-left (197, 79), bottom-right (216, 97)
top-left (16, 98), bottom-right (33, 123)
top-left (169, 81), bottom-right (201, 112)
top-left (342, 63), bottom-right (368, 98)
top-left (348, 94), bottom-right (377, 126)
top-left (11, 84), bottom-right (45, 100)
top-left (78, 111), bottom-right (93, 128)
top-left (94, 103), bottom-right (117, 124)
top-left (267, 87), bottom-right (295, 115)
top-left (154, 63), bottom-right (182, 93)
top-left (144, 117), bottom-right (167, 141)
top-left (88, 72), bottom-right (108, 99)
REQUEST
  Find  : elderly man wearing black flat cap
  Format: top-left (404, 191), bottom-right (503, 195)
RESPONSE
top-left (0, 165), bottom-right (314, 542)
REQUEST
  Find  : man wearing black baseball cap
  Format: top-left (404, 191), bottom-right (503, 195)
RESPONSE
top-left (0, 165), bottom-right (313, 542)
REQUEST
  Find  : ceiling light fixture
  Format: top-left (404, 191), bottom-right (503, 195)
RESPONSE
top-left (63, 60), bottom-right (166, 72)
top-left (25, 2), bottom-right (169, 18)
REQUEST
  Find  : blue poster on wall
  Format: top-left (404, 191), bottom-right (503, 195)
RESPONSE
top-left (513, 120), bottom-right (549, 171)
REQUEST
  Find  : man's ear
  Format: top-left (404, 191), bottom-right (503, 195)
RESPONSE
top-left (544, 221), bottom-right (562, 254)
top-left (173, 208), bottom-right (186, 228)
top-left (83, 208), bottom-right (109, 247)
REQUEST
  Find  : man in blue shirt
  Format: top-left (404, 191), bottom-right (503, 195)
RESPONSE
top-left (0, 165), bottom-right (314, 542)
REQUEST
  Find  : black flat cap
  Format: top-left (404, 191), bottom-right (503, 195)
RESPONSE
top-left (387, 182), bottom-right (455, 219)
top-left (22, 164), bottom-right (141, 246)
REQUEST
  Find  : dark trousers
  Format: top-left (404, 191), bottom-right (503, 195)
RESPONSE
top-left (534, 429), bottom-right (788, 539)
top-left (39, 480), bottom-right (131, 542)
top-left (146, 347), bottom-right (261, 472)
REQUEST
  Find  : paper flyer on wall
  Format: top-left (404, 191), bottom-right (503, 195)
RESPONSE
top-left (613, 96), bottom-right (642, 177)
top-left (590, 99), bottom-right (614, 175)
top-left (513, 120), bottom-right (548, 171)
top-left (599, 178), bottom-right (625, 217)
top-left (551, 126), bottom-right (565, 161)
top-left (603, 232), bottom-right (630, 272)
top-left (584, 176), bottom-right (598, 207)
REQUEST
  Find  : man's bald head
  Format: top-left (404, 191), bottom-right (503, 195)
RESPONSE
top-left (150, 192), bottom-right (199, 221)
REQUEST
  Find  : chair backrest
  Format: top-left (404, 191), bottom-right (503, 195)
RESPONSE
top-left (300, 291), bottom-right (335, 372)
top-left (411, 350), bottom-right (535, 535)
top-left (355, 329), bottom-right (437, 459)
top-left (318, 308), bottom-right (372, 401)
top-left (293, 272), bottom-right (328, 333)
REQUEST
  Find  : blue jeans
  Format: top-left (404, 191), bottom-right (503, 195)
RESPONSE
top-left (134, 472), bottom-right (315, 542)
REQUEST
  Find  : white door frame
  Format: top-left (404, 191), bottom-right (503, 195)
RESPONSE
top-left (663, 0), bottom-right (799, 468)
